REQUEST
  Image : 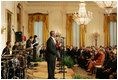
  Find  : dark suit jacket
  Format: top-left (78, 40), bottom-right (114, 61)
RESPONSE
top-left (110, 59), bottom-right (117, 72)
top-left (2, 46), bottom-right (10, 55)
top-left (26, 39), bottom-right (32, 48)
top-left (12, 45), bottom-right (19, 54)
top-left (46, 37), bottom-right (57, 60)
top-left (33, 39), bottom-right (38, 49)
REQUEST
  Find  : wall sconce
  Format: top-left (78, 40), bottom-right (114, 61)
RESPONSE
top-left (17, 3), bottom-right (22, 9)
top-left (12, 25), bottom-right (15, 33)
top-left (92, 32), bottom-right (100, 46)
top-left (1, 26), bottom-right (6, 34)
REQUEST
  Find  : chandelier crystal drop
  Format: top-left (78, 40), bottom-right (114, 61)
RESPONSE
top-left (94, 1), bottom-right (117, 15)
top-left (73, 2), bottom-right (93, 27)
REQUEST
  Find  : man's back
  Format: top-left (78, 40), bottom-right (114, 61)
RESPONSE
top-left (26, 39), bottom-right (31, 48)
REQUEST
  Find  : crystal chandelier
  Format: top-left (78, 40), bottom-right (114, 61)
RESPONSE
top-left (73, 1), bottom-right (93, 27)
top-left (94, 1), bottom-right (117, 15)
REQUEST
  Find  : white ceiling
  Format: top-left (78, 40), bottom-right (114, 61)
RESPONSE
top-left (23, 1), bottom-right (117, 13)
top-left (25, 1), bottom-right (97, 6)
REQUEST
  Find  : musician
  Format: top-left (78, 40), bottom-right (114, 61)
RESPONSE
top-left (33, 35), bottom-right (38, 62)
top-left (26, 36), bottom-right (33, 67)
top-left (12, 41), bottom-right (19, 54)
top-left (18, 42), bottom-right (24, 50)
top-left (46, 31), bottom-right (57, 79)
top-left (2, 41), bottom-right (11, 55)
top-left (26, 36), bottom-right (33, 54)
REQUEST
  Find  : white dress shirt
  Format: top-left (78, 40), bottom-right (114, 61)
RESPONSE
top-left (51, 37), bottom-right (56, 44)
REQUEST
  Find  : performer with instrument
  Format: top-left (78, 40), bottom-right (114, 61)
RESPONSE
top-left (26, 36), bottom-right (33, 67)
top-left (12, 41), bottom-right (19, 54)
top-left (32, 35), bottom-right (39, 62)
top-left (26, 36), bottom-right (33, 54)
top-left (2, 41), bottom-right (11, 55)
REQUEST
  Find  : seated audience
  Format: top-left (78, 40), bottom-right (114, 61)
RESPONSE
top-left (67, 46), bottom-right (74, 59)
top-left (39, 46), bottom-right (47, 60)
top-left (73, 46), bottom-right (79, 64)
top-left (96, 50), bottom-right (117, 79)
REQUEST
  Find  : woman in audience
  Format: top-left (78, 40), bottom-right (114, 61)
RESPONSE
top-left (96, 54), bottom-right (114, 78)
top-left (87, 48), bottom-right (105, 75)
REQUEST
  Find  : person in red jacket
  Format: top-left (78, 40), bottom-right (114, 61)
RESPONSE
top-left (87, 48), bottom-right (105, 75)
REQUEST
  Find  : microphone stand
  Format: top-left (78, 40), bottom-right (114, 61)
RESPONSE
top-left (58, 37), bottom-right (67, 79)
top-left (58, 51), bottom-right (64, 73)
top-left (62, 49), bottom-right (67, 79)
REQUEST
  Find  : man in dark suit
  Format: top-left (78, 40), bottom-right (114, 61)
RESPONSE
top-left (46, 31), bottom-right (57, 79)
top-left (2, 41), bottom-right (11, 55)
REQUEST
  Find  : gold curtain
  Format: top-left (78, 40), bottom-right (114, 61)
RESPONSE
top-left (79, 25), bottom-right (86, 47)
top-left (66, 14), bottom-right (73, 46)
top-left (43, 15), bottom-right (49, 46)
top-left (110, 14), bottom-right (117, 45)
top-left (28, 15), bottom-right (34, 37)
top-left (66, 14), bottom-right (86, 47)
top-left (104, 14), bottom-right (117, 47)
top-left (104, 15), bottom-right (110, 47)
top-left (28, 14), bottom-right (49, 46)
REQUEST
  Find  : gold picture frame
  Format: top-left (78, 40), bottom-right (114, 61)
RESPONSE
top-left (5, 9), bottom-right (13, 42)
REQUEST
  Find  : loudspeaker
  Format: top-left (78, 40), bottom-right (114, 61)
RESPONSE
top-left (15, 32), bottom-right (22, 42)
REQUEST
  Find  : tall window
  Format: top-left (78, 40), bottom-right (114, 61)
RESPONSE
top-left (34, 21), bottom-right (43, 46)
top-left (110, 21), bottom-right (117, 46)
top-left (73, 21), bottom-right (79, 48)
